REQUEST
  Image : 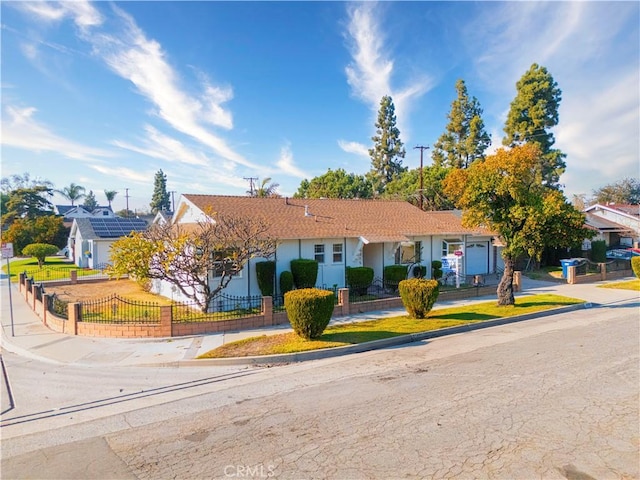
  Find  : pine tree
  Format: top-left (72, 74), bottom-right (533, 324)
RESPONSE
top-left (368, 96), bottom-right (406, 195)
top-left (432, 79), bottom-right (491, 169)
top-left (83, 190), bottom-right (98, 211)
top-left (503, 63), bottom-right (565, 188)
top-left (150, 170), bottom-right (171, 213)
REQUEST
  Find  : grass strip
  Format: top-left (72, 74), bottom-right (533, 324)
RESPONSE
top-left (597, 279), bottom-right (640, 291)
top-left (199, 294), bottom-right (584, 359)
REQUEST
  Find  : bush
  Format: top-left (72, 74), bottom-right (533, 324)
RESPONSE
top-left (279, 271), bottom-right (294, 295)
top-left (256, 261), bottom-right (276, 296)
top-left (591, 240), bottom-right (606, 262)
top-left (398, 278), bottom-right (440, 319)
top-left (384, 265), bottom-right (407, 291)
top-left (431, 260), bottom-right (443, 281)
top-left (412, 265), bottom-right (427, 278)
top-left (284, 288), bottom-right (335, 339)
top-left (290, 259), bottom-right (318, 289)
top-left (632, 257), bottom-right (640, 279)
top-left (22, 243), bottom-right (60, 268)
top-left (346, 266), bottom-right (374, 295)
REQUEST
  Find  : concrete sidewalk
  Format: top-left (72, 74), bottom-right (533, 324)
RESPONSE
top-left (1, 274), bottom-right (637, 367)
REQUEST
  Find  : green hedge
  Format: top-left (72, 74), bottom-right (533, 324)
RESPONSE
top-left (280, 271), bottom-right (294, 295)
top-left (284, 288), bottom-right (335, 339)
top-left (398, 278), bottom-right (440, 319)
top-left (256, 261), bottom-right (276, 296)
top-left (431, 260), bottom-right (443, 281)
top-left (632, 256), bottom-right (640, 279)
top-left (346, 266), bottom-right (374, 295)
top-left (590, 240), bottom-right (606, 263)
top-left (290, 259), bottom-right (318, 289)
top-left (384, 265), bottom-right (407, 291)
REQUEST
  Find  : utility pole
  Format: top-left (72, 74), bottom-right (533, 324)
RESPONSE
top-left (125, 188), bottom-right (130, 217)
top-left (414, 145), bottom-right (429, 210)
top-left (243, 177), bottom-right (258, 196)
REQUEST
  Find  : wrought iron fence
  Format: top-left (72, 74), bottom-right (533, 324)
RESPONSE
top-left (80, 294), bottom-right (162, 323)
top-left (24, 267), bottom-right (72, 283)
top-left (574, 258), bottom-right (600, 276)
top-left (348, 278), bottom-right (393, 303)
top-left (48, 293), bottom-right (69, 319)
top-left (172, 294), bottom-right (263, 322)
top-left (604, 258), bottom-right (631, 273)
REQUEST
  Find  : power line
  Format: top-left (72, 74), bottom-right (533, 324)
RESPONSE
top-left (243, 177), bottom-right (258, 196)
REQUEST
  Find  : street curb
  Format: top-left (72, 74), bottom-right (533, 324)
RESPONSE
top-left (168, 302), bottom-right (593, 367)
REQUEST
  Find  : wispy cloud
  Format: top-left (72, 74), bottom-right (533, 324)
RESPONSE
top-left (88, 6), bottom-right (257, 169)
top-left (2, 105), bottom-right (113, 161)
top-left (113, 125), bottom-right (212, 168)
top-left (338, 140), bottom-right (369, 157)
top-left (344, 2), bottom-right (432, 137)
top-left (90, 164), bottom-right (151, 184)
top-left (276, 143), bottom-right (308, 179)
top-left (12, 0), bottom-right (103, 31)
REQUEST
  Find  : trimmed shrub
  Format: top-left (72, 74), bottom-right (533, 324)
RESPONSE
top-left (384, 264), bottom-right (407, 291)
top-left (398, 278), bottom-right (440, 319)
top-left (279, 271), bottom-right (294, 295)
top-left (290, 259), bottom-right (318, 289)
top-left (632, 257), bottom-right (640, 279)
top-left (284, 288), bottom-right (335, 339)
top-left (256, 261), bottom-right (276, 296)
top-left (346, 266), bottom-right (374, 295)
top-left (431, 260), bottom-right (443, 281)
top-left (22, 243), bottom-right (59, 268)
top-left (590, 240), bottom-right (606, 263)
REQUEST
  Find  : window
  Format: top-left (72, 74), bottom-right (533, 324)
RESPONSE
top-left (442, 239), bottom-right (463, 257)
top-left (396, 242), bottom-right (420, 264)
top-left (333, 243), bottom-right (343, 263)
top-left (212, 249), bottom-right (240, 278)
top-left (314, 244), bottom-right (325, 263)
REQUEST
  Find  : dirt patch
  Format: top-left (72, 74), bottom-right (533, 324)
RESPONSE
top-left (45, 279), bottom-right (154, 302)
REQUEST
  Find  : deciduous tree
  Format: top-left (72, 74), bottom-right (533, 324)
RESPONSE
top-left (382, 166), bottom-right (454, 211)
top-left (108, 212), bottom-right (277, 312)
top-left (295, 169), bottom-right (373, 199)
top-left (368, 95), bottom-right (406, 195)
top-left (591, 177), bottom-right (640, 205)
top-left (432, 79), bottom-right (491, 169)
top-left (443, 144), bottom-right (591, 306)
top-left (503, 63), bottom-right (565, 188)
top-left (22, 243), bottom-right (60, 268)
top-left (3, 216), bottom-right (68, 254)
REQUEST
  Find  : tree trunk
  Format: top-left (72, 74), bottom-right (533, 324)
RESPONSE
top-left (497, 256), bottom-right (515, 306)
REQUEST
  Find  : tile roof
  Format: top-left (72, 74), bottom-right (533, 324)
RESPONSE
top-left (181, 195), bottom-right (491, 241)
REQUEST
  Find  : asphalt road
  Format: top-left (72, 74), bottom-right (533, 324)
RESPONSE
top-left (2, 298), bottom-right (639, 480)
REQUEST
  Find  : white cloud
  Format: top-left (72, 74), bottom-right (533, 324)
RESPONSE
top-left (13, 1), bottom-right (102, 30)
top-left (86, 6), bottom-right (259, 170)
top-left (338, 140), bottom-right (369, 157)
top-left (113, 125), bottom-right (214, 168)
top-left (2, 105), bottom-right (113, 161)
top-left (90, 165), bottom-right (151, 184)
top-left (344, 3), bottom-right (433, 136)
top-left (276, 143), bottom-right (308, 179)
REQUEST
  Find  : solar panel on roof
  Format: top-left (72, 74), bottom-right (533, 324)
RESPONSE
top-left (88, 217), bottom-right (147, 238)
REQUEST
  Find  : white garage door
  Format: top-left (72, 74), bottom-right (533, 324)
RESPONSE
top-left (466, 242), bottom-right (489, 274)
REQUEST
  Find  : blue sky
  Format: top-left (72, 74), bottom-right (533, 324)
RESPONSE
top-left (2, 1), bottom-right (638, 213)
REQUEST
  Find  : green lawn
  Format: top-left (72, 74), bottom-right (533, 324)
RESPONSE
top-left (199, 293), bottom-right (584, 359)
top-left (598, 279), bottom-right (640, 291)
top-left (2, 257), bottom-right (102, 282)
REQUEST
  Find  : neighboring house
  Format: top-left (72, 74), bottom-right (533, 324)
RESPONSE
top-left (68, 217), bottom-right (148, 268)
top-left (55, 205), bottom-right (116, 227)
top-left (583, 204), bottom-right (640, 248)
top-left (156, 194), bottom-right (502, 302)
top-left (151, 210), bottom-right (173, 226)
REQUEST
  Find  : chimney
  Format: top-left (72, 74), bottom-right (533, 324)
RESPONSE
top-left (304, 205), bottom-right (312, 217)
top-left (284, 196), bottom-right (289, 205)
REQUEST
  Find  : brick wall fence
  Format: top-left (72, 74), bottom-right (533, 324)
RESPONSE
top-left (19, 271), bottom-right (515, 339)
top-left (566, 264), bottom-right (633, 284)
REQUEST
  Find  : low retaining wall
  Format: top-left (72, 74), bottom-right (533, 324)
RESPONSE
top-left (21, 274), bottom-right (503, 339)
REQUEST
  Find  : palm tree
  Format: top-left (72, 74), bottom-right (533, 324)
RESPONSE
top-left (104, 190), bottom-right (118, 209)
top-left (56, 183), bottom-right (86, 206)
top-left (253, 178), bottom-right (280, 198)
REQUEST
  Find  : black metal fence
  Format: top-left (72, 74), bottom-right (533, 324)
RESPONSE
top-left (172, 294), bottom-right (263, 322)
top-left (604, 258), bottom-right (632, 273)
top-left (348, 278), bottom-right (396, 303)
top-left (574, 258), bottom-right (601, 276)
top-left (80, 294), bottom-right (162, 323)
top-left (48, 293), bottom-right (69, 319)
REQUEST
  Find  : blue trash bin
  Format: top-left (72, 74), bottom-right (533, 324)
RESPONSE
top-left (560, 259), bottom-right (579, 278)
